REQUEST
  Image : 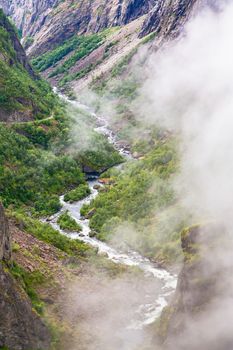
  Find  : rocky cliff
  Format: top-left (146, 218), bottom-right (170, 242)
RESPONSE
top-left (0, 203), bottom-right (11, 261)
top-left (0, 0), bottom-right (207, 58)
top-left (140, 0), bottom-right (222, 38)
top-left (0, 0), bottom-right (209, 92)
top-left (0, 203), bottom-right (51, 350)
top-left (0, 8), bottom-right (36, 77)
top-left (158, 223), bottom-right (233, 350)
top-left (0, 0), bottom-right (157, 57)
top-left (0, 9), bottom-right (55, 121)
top-left (140, 0), bottom-right (199, 39)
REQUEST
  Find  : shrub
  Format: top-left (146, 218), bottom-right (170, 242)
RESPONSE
top-left (64, 184), bottom-right (91, 203)
top-left (58, 211), bottom-right (82, 232)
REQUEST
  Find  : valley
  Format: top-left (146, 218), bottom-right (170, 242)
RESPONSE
top-left (0, 1), bottom-right (232, 350)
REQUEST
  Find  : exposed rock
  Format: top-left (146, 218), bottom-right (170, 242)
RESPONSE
top-left (139, 0), bottom-right (199, 39)
top-left (0, 204), bottom-right (51, 349)
top-left (0, 8), bottom-right (36, 78)
top-left (0, 108), bottom-right (33, 123)
top-left (0, 0), bottom-right (157, 57)
top-left (140, 0), bottom-right (222, 40)
top-left (89, 230), bottom-right (97, 238)
top-left (98, 178), bottom-right (114, 185)
top-left (0, 265), bottom-right (50, 350)
top-left (0, 202), bottom-right (11, 261)
top-left (158, 223), bottom-right (233, 349)
top-left (86, 208), bottom-right (96, 219)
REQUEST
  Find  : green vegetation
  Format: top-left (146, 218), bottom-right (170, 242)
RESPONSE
top-left (0, 100), bottom-right (122, 215)
top-left (10, 262), bottom-right (45, 314)
top-left (0, 10), bottom-right (56, 118)
top-left (87, 41), bottom-right (191, 265)
top-left (66, 105), bottom-right (123, 172)
top-left (58, 211), bottom-right (82, 232)
top-left (111, 48), bottom-right (138, 78)
top-left (64, 184), bottom-right (91, 202)
top-left (0, 122), bottom-right (85, 215)
top-left (59, 62), bottom-right (99, 87)
top-left (81, 139), bottom-right (185, 264)
top-left (10, 210), bottom-right (91, 257)
top-left (31, 30), bottom-right (111, 79)
top-left (31, 28), bottom-right (119, 87)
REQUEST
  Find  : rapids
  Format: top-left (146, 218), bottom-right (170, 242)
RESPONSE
top-left (48, 92), bottom-right (177, 329)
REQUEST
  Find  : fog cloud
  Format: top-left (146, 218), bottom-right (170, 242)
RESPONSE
top-left (136, 1), bottom-right (233, 224)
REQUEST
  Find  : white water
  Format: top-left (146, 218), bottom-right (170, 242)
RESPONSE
top-left (49, 91), bottom-right (177, 329)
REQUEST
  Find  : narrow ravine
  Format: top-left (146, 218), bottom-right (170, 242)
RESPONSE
top-left (49, 93), bottom-right (177, 330)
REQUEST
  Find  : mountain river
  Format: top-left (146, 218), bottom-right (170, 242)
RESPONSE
top-left (48, 94), bottom-right (177, 331)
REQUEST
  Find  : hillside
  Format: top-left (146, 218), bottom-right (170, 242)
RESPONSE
top-left (0, 1), bottom-right (231, 350)
top-left (0, 8), bottom-right (126, 349)
top-left (0, 0), bottom-right (202, 91)
top-left (0, 9), bottom-right (55, 121)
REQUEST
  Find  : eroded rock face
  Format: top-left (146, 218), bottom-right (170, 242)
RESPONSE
top-left (0, 9), bottom-right (36, 78)
top-left (0, 203), bottom-right (51, 350)
top-left (0, 266), bottom-right (51, 350)
top-left (140, 0), bottom-right (224, 39)
top-left (0, 202), bottom-right (11, 261)
top-left (140, 0), bottom-right (199, 39)
top-left (0, 0), bottom-right (59, 37)
top-left (159, 224), bottom-right (233, 350)
top-left (0, 0), bottom-right (157, 56)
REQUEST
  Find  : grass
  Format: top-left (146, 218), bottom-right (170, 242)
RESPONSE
top-left (64, 184), bottom-right (91, 203)
top-left (10, 262), bottom-right (46, 314)
top-left (10, 210), bottom-right (91, 258)
top-left (58, 211), bottom-right (82, 232)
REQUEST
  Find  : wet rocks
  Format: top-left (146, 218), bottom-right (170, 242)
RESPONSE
top-left (98, 178), bottom-right (115, 185)
top-left (89, 230), bottom-right (97, 238)
top-left (85, 208), bottom-right (96, 219)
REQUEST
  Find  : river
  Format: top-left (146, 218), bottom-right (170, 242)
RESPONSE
top-left (48, 94), bottom-right (177, 331)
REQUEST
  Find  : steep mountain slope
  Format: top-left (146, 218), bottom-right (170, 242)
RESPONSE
top-left (0, 0), bottom-right (157, 57)
top-left (140, 0), bottom-right (222, 38)
top-left (0, 203), bottom-right (50, 350)
top-left (140, 0), bottom-right (199, 38)
top-left (0, 0), bottom-right (205, 92)
top-left (157, 223), bottom-right (233, 350)
top-left (0, 0), bottom-right (59, 40)
top-left (0, 9), bottom-right (55, 121)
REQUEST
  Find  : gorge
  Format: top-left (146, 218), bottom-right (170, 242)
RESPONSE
top-left (0, 0), bottom-right (232, 349)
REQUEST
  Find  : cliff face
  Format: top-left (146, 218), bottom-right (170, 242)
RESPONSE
top-left (0, 203), bottom-right (11, 261)
top-left (0, 0), bottom-right (58, 38)
top-left (0, 0), bottom-right (207, 91)
top-left (0, 9), bottom-right (36, 77)
top-left (0, 9), bottom-right (55, 122)
top-left (140, 0), bottom-right (199, 39)
top-left (140, 0), bottom-right (222, 38)
top-left (0, 0), bottom-right (157, 57)
top-left (0, 0), bottom-right (206, 58)
top-left (0, 203), bottom-right (51, 350)
top-left (158, 224), bottom-right (233, 350)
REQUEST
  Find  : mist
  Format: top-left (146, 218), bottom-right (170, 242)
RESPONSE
top-left (134, 1), bottom-right (233, 349)
top-left (135, 1), bottom-right (233, 222)
top-left (60, 2), bottom-right (233, 349)
top-left (60, 267), bottom-right (163, 350)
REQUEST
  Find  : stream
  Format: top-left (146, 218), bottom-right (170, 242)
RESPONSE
top-left (48, 94), bottom-right (177, 330)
